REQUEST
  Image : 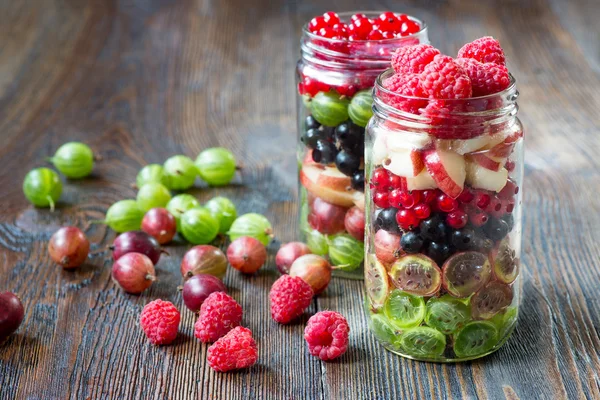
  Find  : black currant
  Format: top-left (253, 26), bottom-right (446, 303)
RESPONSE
top-left (351, 170), bottom-right (365, 191)
top-left (320, 126), bottom-right (335, 142)
top-left (335, 150), bottom-right (361, 176)
top-left (400, 232), bottom-right (424, 253)
top-left (335, 122), bottom-right (362, 150)
top-left (501, 213), bottom-right (514, 232)
top-left (305, 115), bottom-right (320, 130)
top-left (419, 215), bottom-right (447, 241)
top-left (426, 241), bottom-right (452, 265)
top-left (312, 140), bottom-right (337, 165)
top-left (301, 128), bottom-right (322, 149)
top-left (376, 207), bottom-right (401, 234)
top-left (450, 228), bottom-right (476, 251)
top-left (483, 218), bottom-right (510, 241)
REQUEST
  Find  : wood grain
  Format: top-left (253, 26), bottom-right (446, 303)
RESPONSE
top-left (1, 0), bottom-right (599, 399)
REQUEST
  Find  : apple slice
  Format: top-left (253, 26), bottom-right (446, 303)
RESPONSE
top-left (372, 132), bottom-right (388, 165)
top-left (382, 149), bottom-right (424, 178)
top-left (466, 161), bottom-right (508, 192)
top-left (469, 153), bottom-right (507, 171)
top-left (386, 132), bottom-right (432, 151)
top-left (302, 150), bottom-right (321, 167)
top-left (422, 148), bottom-right (466, 199)
top-left (451, 135), bottom-right (492, 155)
top-left (300, 165), bottom-right (357, 208)
top-left (406, 168), bottom-right (437, 191)
top-left (353, 191), bottom-right (365, 211)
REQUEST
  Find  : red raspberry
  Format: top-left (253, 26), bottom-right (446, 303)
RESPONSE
top-left (304, 311), bottom-right (349, 361)
top-left (457, 36), bottom-right (506, 65)
top-left (207, 326), bottom-right (258, 372)
top-left (194, 292), bottom-right (242, 343)
top-left (381, 73), bottom-right (428, 114)
top-left (139, 299), bottom-right (180, 345)
top-left (269, 275), bottom-right (313, 324)
top-left (455, 58), bottom-right (510, 96)
top-left (391, 44), bottom-right (440, 74)
top-left (419, 55), bottom-right (472, 99)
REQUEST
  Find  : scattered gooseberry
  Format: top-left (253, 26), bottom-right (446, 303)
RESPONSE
top-left (23, 168), bottom-right (63, 211)
top-left (48, 226), bottom-right (90, 269)
top-left (275, 242), bottom-right (312, 275)
top-left (205, 196), bottom-right (238, 234)
top-left (289, 254), bottom-right (332, 295)
top-left (48, 142), bottom-right (94, 179)
top-left (136, 182), bottom-right (172, 212)
top-left (0, 292), bottom-right (25, 343)
top-left (100, 200), bottom-right (144, 233)
top-left (111, 252), bottom-right (156, 294)
top-left (195, 147), bottom-right (237, 186)
top-left (136, 164), bottom-right (166, 188)
top-left (228, 213), bottom-right (273, 246)
top-left (141, 208), bottom-right (177, 244)
top-left (180, 245), bottom-right (228, 279)
top-left (163, 155), bottom-right (197, 191)
top-left (227, 237), bottom-right (267, 274)
top-left (181, 274), bottom-right (227, 313)
top-left (110, 230), bottom-right (163, 265)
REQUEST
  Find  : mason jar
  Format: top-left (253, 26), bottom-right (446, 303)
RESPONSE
top-left (297, 12), bottom-right (429, 279)
top-left (364, 69), bottom-right (523, 361)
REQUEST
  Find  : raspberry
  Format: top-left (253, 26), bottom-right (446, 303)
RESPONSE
top-left (391, 44), bottom-right (440, 74)
top-left (455, 58), bottom-right (510, 96)
top-left (381, 73), bottom-right (427, 114)
top-left (194, 292), bottom-right (242, 343)
top-left (457, 36), bottom-right (506, 65)
top-left (139, 299), bottom-right (180, 345)
top-left (304, 311), bottom-right (349, 361)
top-left (269, 275), bottom-right (313, 324)
top-left (207, 326), bottom-right (258, 372)
top-left (419, 55), bottom-right (472, 99)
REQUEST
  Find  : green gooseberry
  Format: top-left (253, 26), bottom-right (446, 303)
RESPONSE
top-left (180, 207), bottom-right (220, 244)
top-left (136, 182), bottom-right (172, 212)
top-left (136, 164), bottom-right (166, 188)
top-left (163, 155), bottom-right (197, 191)
top-left (166, 194), bottom-right (200, 231)
top-left (23, 168), bottom-right (63, 211)
top-left (227, 213), bottom-right (273, 246)
top-left (100, 200), bottom-right (144, 233)
top-left (195, 147), bottom-right (236, 186)
top-left (205, 196), bottom-right (237, 234)
top-left (48, 142), bottom-right (94, 179)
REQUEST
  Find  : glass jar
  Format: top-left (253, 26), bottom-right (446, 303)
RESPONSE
top-left (296, 12), bottom-right (429, 279)
top-left (364, 69), bottom-right (523, 361)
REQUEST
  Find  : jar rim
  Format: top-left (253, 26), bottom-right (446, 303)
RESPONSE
top-left (301, 11), bottom-right (428, 46)
top-left (374, 68), bottom-right (518, 103)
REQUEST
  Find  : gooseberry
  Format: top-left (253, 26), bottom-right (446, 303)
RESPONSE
top-left (374, 229), bottom-right (403, 265)
top-left (227, 213), bottom-right (273, 246)
top-left (275, 242), bottom-right (312, 274)
top-left (205, 196), bottom-right (238, 234)
top-left (289, 254), bottom-right (331, 295)
top-left (111, 252), bottom-right (156, 294)
top-left (0, 292), bottom-right (24, 343)
top-left (136, 182), bottom-right (172, 212)
top-left (23, 168), bottom-right (62, 211)
top-left (110, 230), bottom-right (163, 265)
top-left (180, 245), bottom-right (228, 279)
top-left (141, 208), bottom-right (177, 244)
top-left (180, 207), bottom-right (220, 244)
top-left (48, 142), bottom-right (94, 179)
top-left (181, 274), bottom-right (227, 313)
top-left (48, 226), bottom-right (90, 269)
top-left (136, 164), bottom-right (166, 188)
top-left (163, 155), bottom-right (197, 191)
top-left (328, 233), bottom-right (364, 271)
top-left (305, 228), bottom-right (329, 256)
top-left (307, 198), bottom-right (347, 235)
top-left (195, 147), bottom-right (236, 186)
top-left (344, 206), bottom-right (365, 241)
top-left (227, 236), bottom-right (267, 274)
top-left (166, 194), bottom-right (199, 231)
top-left (99, 200), bottom-right (144, 233)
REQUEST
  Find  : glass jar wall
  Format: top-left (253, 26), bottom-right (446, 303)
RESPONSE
top-left (364, 70), bottom-right (523, 361)
top-left (297, 12), bottom-right (429, 279)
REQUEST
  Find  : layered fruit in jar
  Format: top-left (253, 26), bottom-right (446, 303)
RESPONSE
top-left (297, 11), bottom-right (429, 278)
top-left (364, 38), bottom-right (523, 361)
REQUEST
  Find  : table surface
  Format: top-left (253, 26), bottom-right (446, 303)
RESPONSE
top-left (1, 0), bottom-right (599, 399)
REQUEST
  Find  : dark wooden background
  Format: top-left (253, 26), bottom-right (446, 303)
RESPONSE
top-left (1, 0), bottom-right (599, 399)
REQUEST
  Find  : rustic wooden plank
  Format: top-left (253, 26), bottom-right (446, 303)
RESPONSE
top-left (1, 0), bottom-right (600, 399)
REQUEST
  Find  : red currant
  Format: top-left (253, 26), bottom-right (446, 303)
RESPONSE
top-left (323, 11), bottom-right (340, 26)
top-left (378, 12), bottom-right (401, 33)
top-left (331, 23), bottom-right (349, 38)
top-left (422, 190), bottom-right (438, 204)
top-left (436, 193), bottom-right (458, 212)
top-left (504, 199), bottom-right (515, 213)
top-left (413, 203), bottom-right (431, 219)
top-left (498, 179), bottom-right (519, 200)
top-left (388, 189), bottom-right (403, 209)
top-left (400, 21), bottom-right (420, 36)
top-left (335, 84), bottom-right (357, 97)
top-left (446, 210), bottom-right (468, 229)
top-left (487, 196), bottom-right (504, 218)
top-left (318, 27), bottom-right (337, 39)
top-left (388, 173), bottom-right (405, 190)
top-left (474, 192), bottom-right (491, 210)
top-left (505, 160), bottom-right (516, 172)
top-left (348, 17), bottom-right (373, 39)
top-left (367, 29), bottom-right (384, 40)
top-left (469, 210), bottom-right (489, 227)
top-left (372, 167), bottom-right (389, 189)
top-left (396, 209), bottom-right (420, 231)
top-left (373, 192), bottom-right (390, 208)
top-left (309, 16), bottom-right (327, 33)
top-left (397, 14), bottom-right (409, 22)
top-left (381, 30), bottom-right (396, 39)
top-left (351, 13), bottom-right (367, 22)
top-left (399, 191), bottom-right (421, 209)
top-left (302, 77), bottom-right (321, 97)
top-left (458, 188), bottom-right (474, 203)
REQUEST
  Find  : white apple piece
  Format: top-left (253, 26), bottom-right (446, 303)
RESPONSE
top-left (300, 164), bottom-right (356, 207)
top-left (422, 148), bottom-right (466, 198)
top-left (383, 148), bottom-right (424, 178)
top-left (386, 131), bottom-right (432, 151)
top-left (469, 153), bottom-right (508, 171)
top-left (466, 161), bottom-right (508, 192)
top-left (406, 168), bottom-right (437, 191)
top-left (451, 135), bottom-right (492, 155)
top-left (372, 131), bottom-right (388, 165)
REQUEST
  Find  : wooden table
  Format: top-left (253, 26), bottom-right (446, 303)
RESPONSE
top-left (1, 0), bottom-right (599, 399)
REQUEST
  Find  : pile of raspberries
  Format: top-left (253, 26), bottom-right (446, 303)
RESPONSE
top-left (138, 275), bottom-right (349, 372)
